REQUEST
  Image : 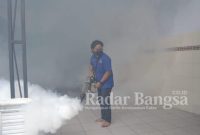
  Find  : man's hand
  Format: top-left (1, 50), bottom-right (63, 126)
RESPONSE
top-left (88, 64), bottom-right (94, 78)
top-left (88, 72), bottom-right (94, 78)
top-left (95, 82), bottom-right (102, 89)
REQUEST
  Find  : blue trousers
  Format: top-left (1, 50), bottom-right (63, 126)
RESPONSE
top-left (98, 88), bottom-right (112, 123)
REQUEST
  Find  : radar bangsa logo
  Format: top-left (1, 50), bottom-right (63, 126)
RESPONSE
top-left (85, 91), bottom-right (188, 109)
top-left (134, 92), bottom-right (188, 109)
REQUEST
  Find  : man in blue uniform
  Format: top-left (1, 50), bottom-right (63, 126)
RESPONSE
top-left (89, 40), bottom-right (114, 127)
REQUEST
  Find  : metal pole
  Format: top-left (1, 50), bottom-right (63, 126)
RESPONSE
top-left (7, 0), bottom-right (28, 98)
top-left (21, 0), bottom-right (28, 98)
top-left (7, 0), bottom-right (15, 98)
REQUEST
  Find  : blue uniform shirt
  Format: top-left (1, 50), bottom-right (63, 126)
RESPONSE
top-left (90, 52), bottom-right (114, 89)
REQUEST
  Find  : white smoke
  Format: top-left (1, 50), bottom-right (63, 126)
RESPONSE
top-left (0, 78), bottom-right (82, 135)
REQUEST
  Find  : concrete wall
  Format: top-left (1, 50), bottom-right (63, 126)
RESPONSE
top-left (159, 32), bottom-right (200, 114)
top-left (113, 32), bottom-right (200, 115)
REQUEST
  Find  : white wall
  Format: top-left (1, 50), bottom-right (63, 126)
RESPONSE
top-left (160, 32), bottom-right (200, 114)
top-left (112, 32), bottom-right (200, 115)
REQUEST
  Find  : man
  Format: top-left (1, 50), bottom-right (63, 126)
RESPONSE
top-left (89, 40), bottom-right (114, 127)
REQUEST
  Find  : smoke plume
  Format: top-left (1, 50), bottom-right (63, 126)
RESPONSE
top-left (1, 0), bottom-right (200, 91)
top-left (0, 79), bottom-right (82, 135)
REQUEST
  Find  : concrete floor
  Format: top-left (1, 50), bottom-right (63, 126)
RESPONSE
top-left (46, 106), bottom-right (200, 135)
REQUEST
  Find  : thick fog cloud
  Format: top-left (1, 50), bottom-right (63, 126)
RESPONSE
top-left (0, 0), bottom-right (200, 92)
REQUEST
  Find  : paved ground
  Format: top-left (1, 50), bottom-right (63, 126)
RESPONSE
top-left (45, 106), bottom-right (200, 135)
